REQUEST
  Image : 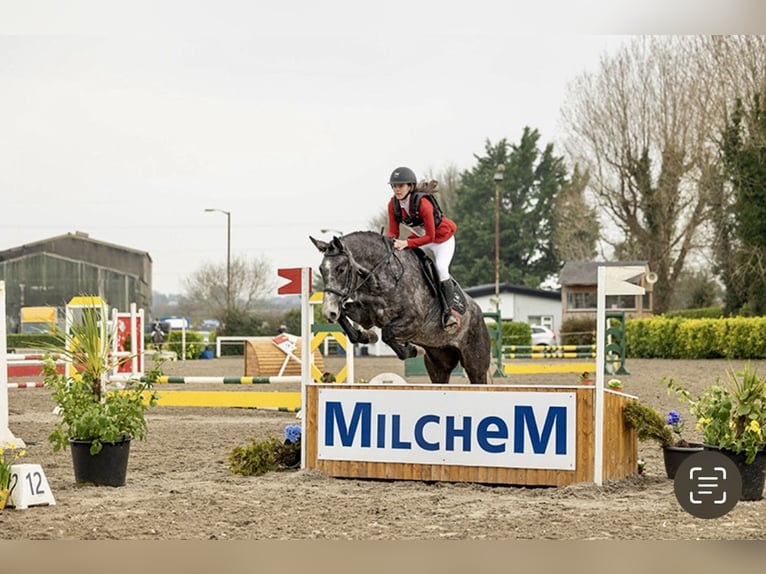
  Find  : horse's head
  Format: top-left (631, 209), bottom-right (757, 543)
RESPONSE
top-left (309, 235), bottom-right (355, 323)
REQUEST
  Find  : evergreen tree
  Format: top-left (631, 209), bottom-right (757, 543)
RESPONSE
top-left (450, 128), bottom-right (568, 288)
top-left (720, 93), bottom-right (766, 315)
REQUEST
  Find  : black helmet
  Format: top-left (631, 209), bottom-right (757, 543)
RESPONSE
top-left (388, 166), bottom-right (417, 186)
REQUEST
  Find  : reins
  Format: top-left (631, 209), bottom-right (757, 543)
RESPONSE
top-left (322, 234), bottom-right (400, 302)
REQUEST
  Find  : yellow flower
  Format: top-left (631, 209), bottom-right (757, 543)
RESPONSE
top-left (746, 419), bottom-right (762, 439)
top-left (696, 417), bottom-right (712, 430)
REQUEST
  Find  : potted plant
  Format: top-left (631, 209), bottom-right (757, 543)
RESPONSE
top-left (578, 371), bottom-right (593, 385)
top-left (607, 378), bottom-right (624, 391)
top-left (0, 442), bottom-right (25, 510)
top-left (667, 365), bottom-right (766, 500)
top-left (622, 401), bottom-right (703, 479)
top-left (42, 302), bottom-right (161, 486)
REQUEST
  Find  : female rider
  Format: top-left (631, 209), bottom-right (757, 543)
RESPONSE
top-left (386, 166), bottom-right (459, 331)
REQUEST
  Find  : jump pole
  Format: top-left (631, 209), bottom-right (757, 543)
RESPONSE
top-left (300, 267), bottom-right (312, 470)
top-left (277, 266), bottom-right (313, 470)
top-left (1, 280), bottom-right (26, 448)
top-left (594, 265), bottom-right (648, 486)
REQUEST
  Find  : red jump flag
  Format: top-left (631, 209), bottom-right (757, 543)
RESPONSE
top-left (277, 267), bottom-right (310, 295)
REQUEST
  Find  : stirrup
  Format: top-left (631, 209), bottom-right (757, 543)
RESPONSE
top-left (443, 310), bottom-right (460, 331)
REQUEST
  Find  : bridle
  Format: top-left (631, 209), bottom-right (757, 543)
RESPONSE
top-left (322, 235), bottom-right (402, 303)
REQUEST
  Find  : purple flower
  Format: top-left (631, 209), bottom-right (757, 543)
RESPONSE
top-left (284, 424), bottom-right (302, 444)
top-left (666, 411), bottom-right (681, 425)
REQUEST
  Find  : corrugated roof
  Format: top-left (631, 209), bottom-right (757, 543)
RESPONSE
top-left (464, 283), bottom-right (561, 301)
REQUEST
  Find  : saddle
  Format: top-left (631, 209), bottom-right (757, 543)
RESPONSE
top-left (411, 248), bottom-right (468, 314)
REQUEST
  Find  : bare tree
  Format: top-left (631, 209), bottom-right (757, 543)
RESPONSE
top-left (551, 164), bottom-right (599, 262)
top-left (696, 36), bottom-right (766, 315)
top-left (182, 255), bottom-right (275, 321)
top-left (561, 36), bottom-right (719, 313)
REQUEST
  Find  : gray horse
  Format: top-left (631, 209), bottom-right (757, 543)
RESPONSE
top-left (310, 231), bottom-right (491, 384)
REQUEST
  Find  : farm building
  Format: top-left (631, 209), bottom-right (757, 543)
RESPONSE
top-left (465, 282), bottom-right (562, 332)
top-left (558, 260), bottom-right (654, 323)
top-left (0, 231), bottom-right (152, 333)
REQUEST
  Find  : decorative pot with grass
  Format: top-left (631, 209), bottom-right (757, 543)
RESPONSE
top-left (42, 298), bottom-right (161, 486)
top-left (667, 366), bottom-right (766, 500)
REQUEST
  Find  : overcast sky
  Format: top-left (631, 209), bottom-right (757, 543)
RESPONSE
top-left (1, 1), bottom-right (760, 296)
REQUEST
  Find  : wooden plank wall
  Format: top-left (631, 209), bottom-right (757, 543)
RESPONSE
top-left (306, 384), bottom-right (637, 487)
top-left (243, 339), bottom-right (324, 377)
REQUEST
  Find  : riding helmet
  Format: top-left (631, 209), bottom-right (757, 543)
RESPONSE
top-left (388, 166), bottom-right (417, 186)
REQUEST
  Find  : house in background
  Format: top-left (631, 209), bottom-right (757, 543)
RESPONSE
top-left (0, 231), bottom-right (152, 334)
top-left (558, 260), bottom-right (654, 324)
top-left (464, 283), bottom-right (562, 332)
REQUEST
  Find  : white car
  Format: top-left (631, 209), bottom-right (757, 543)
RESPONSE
top-left (531, 325), bottom-right (557, 346)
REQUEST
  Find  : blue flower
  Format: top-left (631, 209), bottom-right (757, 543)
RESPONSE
top-left (666, 411), bottom-right (681, 425)
top-left (284, 424), bottom-right (302, 444)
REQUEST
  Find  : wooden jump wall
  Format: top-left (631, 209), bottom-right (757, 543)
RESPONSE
top-left (305, 384), bottom-right (637, 487)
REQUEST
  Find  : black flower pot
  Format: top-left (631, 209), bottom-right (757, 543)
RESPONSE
top-left (662, 443), bottom-right (704, 479)
top-left (703, 444), bottom-right (766, 501)
top-left (70, 438), bottom-right (131, 487)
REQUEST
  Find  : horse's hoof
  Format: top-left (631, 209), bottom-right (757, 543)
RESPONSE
top-left (366, 331), bottom-right (379, 344)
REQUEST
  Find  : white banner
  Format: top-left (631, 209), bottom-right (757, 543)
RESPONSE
top-left (317, 389), bottom-right (576, 470)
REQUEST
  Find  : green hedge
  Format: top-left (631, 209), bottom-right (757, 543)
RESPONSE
top-left (625, 316), bottom-right (766, 359)
top-left (166, 331), bottom-right (206, 360)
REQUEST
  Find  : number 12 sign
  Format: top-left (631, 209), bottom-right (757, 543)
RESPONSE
top-left (7, 463), bottom-right (56, 510)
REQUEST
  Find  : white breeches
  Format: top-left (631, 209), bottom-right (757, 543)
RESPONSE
top-left (421, 235), bottom-right (455, 282)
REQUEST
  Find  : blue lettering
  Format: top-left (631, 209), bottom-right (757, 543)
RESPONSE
top-left (376, 413), bottom-right (386, 448)
top-left (445, 416), bottom-right (472, 451)
top-left (414, 414), bottom-right (439, 451)
top-left (391, 415), bottom-right (412, 449)
top-left (513, 406), bottom-right (567, 454)
top-left (477, 416), bottom-right (508, 453)
top-left (325, 401), bottom-right (371, 447)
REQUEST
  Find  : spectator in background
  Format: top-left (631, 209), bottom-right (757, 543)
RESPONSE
top-left (152, 321), bottom-right (165, 350)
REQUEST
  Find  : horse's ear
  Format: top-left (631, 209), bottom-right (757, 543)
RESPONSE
top-left (310, 236), bottom-right (329, 253)
top-left (330, 236), bottom-right (345, 252)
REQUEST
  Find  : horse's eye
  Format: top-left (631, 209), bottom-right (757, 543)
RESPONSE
top-left (336, 265), bottom-right (346, 275)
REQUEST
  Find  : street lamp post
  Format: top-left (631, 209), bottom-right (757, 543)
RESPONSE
top-left (493, 164), bottom-right (505, 312)
top-left (204, 208), bottom-right (231, 311)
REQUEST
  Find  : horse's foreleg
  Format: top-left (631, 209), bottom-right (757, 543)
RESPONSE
top-left (381, 324), bottom-right (418, 360)
top-left (338, 314), bottom-right (378, 345)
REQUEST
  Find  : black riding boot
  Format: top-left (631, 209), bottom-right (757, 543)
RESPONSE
top-left (439, 279), bottom-right (459, 331)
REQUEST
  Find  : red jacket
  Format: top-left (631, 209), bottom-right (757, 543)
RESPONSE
top-left (387, 195), bottom-right (457, 249)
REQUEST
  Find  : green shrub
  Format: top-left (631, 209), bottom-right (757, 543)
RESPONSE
top-left (501, 321), bottom-right (532, 347)
top-left (560, 317), bottom-right (596, 346)
top-left (166, 331), bottom-right (205, 360)
top-left (664, 306), bottom-right (724, 319)
top-left (625, 316), bottom-right (766, 359)
top-left (622, 401), bottom-right (673, 447)
top-left (228, 435), bottom-right (300, 476)
top-left (6, 333), bottom-right (60, 350)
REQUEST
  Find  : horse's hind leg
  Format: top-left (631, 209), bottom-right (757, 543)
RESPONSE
top-left (423, 348), bottom-right (460, 384)
top-left (462, 359), bottom-right (488, 385)
top-left (461, 321), bottom-right (491, 385)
